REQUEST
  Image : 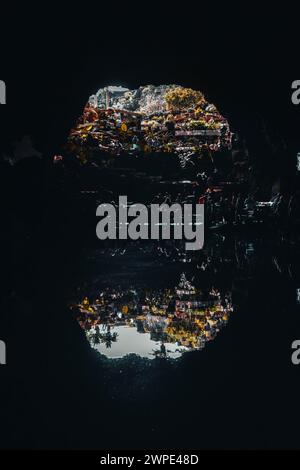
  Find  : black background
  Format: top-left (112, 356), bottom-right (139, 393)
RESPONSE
top-left (1, 5), bottom-right (299, 155)
top-left (1, 4), bottom-right (300, 452)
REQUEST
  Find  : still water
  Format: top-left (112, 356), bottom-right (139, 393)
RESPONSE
top-left (70, 233), bottom-right (299, 365)
top-left (5, 228), bottom-right (300, 449)
top-left (75, 272), bottom-right (232, 360)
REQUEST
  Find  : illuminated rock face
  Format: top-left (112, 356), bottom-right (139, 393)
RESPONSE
top-left (89, 84), bottom-right (179, 113)
top-left (69, 84), bottom-right (232, 162)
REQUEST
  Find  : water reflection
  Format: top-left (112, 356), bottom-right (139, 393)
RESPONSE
top-left (70, 230), bottom-right (300, 362)
top-left (73, 273), bottom-right (233, 359)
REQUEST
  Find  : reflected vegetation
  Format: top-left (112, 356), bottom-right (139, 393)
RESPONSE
top-left (73, 273), bottom-right (232, 359)
top-left (70, 230), bottom-right (300, 362)
top-left (71, 233), bottom-right (237, 360)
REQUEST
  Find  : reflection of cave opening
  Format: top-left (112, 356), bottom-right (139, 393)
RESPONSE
top-left (72, 272), bottom-right (233, 359)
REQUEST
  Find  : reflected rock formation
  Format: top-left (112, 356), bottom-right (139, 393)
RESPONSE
top-left (73, 273), bottom-right (233, 360)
